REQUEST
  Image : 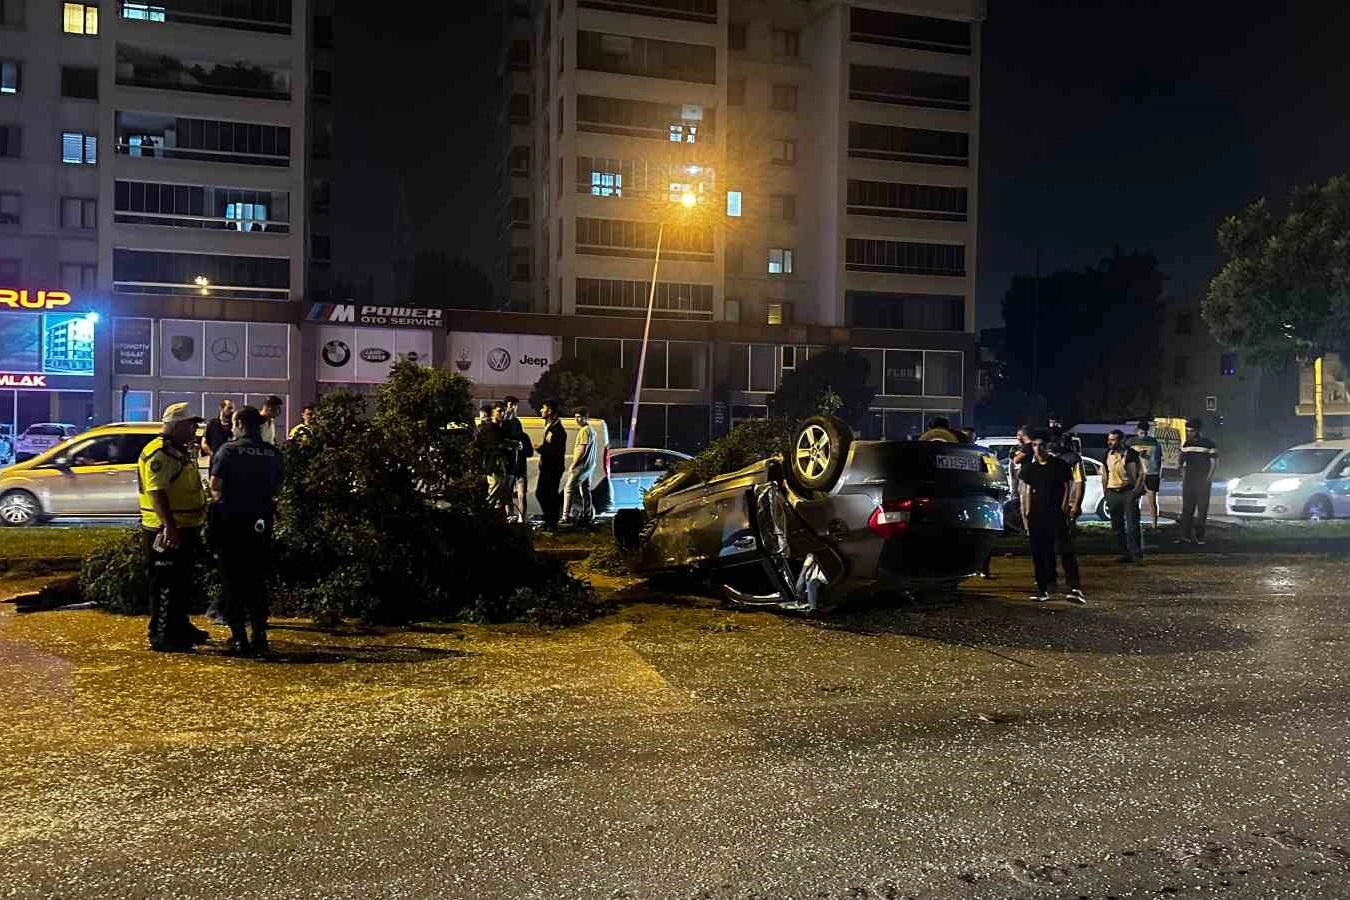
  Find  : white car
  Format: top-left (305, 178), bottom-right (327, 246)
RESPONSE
top-left (1225, 440), bottom-right (1350, 521)
top-left (14, 423), bottom-right (79, 462)
top-left (981, 436), bottom-right (1108, 520)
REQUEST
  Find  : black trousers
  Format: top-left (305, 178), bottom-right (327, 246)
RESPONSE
top-left (1029, 515), bottom-right (1080, 591)
top-left (143, 526), bottom-right (202, 645)
top-left (536, 468), bottom-right (563, 528)
top-left (1180, 478), bottom-right (1212, 541)
top-left (217, 514), bottom-right (273, 640)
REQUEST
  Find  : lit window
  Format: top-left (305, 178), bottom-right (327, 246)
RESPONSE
top-left (668, 181), bottom-right (691, 203)
top-left (226, 202), bottom-right (268, 231)
top-left (1, 61), bottom-right (19, 95)
top-left (726, 190), bottom-right (742, 217)
top-left (121, 2), bottom-right (165, 21)
top-left (669, 124), bottom-right (698, 144)
top-left (767, 302), bottom-right (785, 325)
top-left (591, 170), bottom-right (621, 196)
top-left (768, 248), bottom-right (794, 275)
top-left (62, 131), bottom-right (97, 165)
top-left (63, 2), bottom-right (98, 34)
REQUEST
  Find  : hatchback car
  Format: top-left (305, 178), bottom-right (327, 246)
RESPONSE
top-left (614, 416), bottom-right (1007, 612)
top-left (14, 423), bottom-right (79, 462)
top-left (1225, 440), bottom-right (1350, 521)
top-left (0, 423), bottom-right (208, 525)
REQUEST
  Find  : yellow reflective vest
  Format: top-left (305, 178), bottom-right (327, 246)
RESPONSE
top-left (137, 437), bottom-right (207, 530)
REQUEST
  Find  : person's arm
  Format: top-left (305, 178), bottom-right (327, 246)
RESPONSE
top-left (208, 446), bottom-right (228, 502)
top-left (1068, 460), bottom-right (1085, 517)
top-left (1019, 479), bottom-right (1031, 531)
top-left (144, 449), bottom-right (181, 547)
top-left (1207, 445), bottom-right (1218, 482)
top-left (1130, 450), bottom-right (1146, 494)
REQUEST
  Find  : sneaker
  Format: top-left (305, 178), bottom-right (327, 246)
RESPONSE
top-left (1030, 590), bottom-right (1050, 603)
top-left (1066, 588), bottom-right (1087, 604)
top-left (1194, 539), bottom-right (1206, 546)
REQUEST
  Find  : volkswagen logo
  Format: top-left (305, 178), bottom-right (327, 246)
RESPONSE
top-left (487, 347), bottom-right (511, 372)
top-left (210, 337), bottom-right (240, 362)
top-left (322, 339), bottom-right (350, 367)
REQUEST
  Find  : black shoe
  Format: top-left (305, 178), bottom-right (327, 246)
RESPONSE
top-left (1116, 555), bottom-right (1135, 563)
top-left (185, 624), bottom-right (210, 644)
top-left (149, 637), bottom-right (194, 653)
top-left (224, 637), bottom-right (253, 657)
top-left (1066, 588), bottom-right (1087, 604)
top-left (250, 634), bottom-right (270, 657)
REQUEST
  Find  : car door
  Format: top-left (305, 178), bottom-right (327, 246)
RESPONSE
top-left (42, 436), bottom-right (122, 516)
top-left (638, 452), bottom-right (683, 501)
top-left (608, 451), bottom-right (648, 510)
top-left (1327, 454), bottom-right (1350, 516)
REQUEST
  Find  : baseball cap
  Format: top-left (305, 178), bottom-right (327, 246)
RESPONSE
top-left (162, 401), bottom-right (204, 425)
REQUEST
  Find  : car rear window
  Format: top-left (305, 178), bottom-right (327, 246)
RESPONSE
top-left (30, 425), bottom-right (65, 436)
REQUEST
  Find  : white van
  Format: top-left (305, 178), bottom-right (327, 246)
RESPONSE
top-left (516, 415), bottom-right (612, 517)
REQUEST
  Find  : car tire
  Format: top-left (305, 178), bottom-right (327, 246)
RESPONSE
top-left (1096, 498), bottom-right (1108, 521)
top-left (613, 508), bottom-right (645, 551)
top-left (789, 415), bottom-right (852, 493)
top-left (0, 490), bottom-right (41, 526)
top-left (1305, 495), bottom-right (1333, 522)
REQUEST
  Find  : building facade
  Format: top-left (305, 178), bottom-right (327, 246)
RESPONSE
top-left (0, 0), bottom-right (326, 447)
top-left (484, 0), bottom-right (986, 452)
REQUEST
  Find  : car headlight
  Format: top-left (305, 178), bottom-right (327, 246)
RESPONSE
top-left (1226, 478), bottom-right (1241, 492)
top-left (1267, 478), bottom-right (1303, 493)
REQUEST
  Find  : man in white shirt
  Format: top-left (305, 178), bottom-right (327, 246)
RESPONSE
top-left (562, 408), bottom-right (597, 524)
top-left (258, 396), bottom-right (284, 446)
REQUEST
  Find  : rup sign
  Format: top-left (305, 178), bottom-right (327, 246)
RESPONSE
top-left (448, 332), bottom-right (553, 386)
top-left (307, 303), bottom-right (445, 328)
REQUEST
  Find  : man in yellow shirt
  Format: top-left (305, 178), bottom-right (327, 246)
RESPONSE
top-left (138, 402), bottom-right (209, 652)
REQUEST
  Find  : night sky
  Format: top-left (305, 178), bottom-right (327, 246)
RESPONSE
top-left (333, 2), bottom-right (1350, 324)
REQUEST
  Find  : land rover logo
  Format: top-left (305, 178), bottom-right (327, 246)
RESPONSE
top-left (211, 337), bottom-right (239, 362)
top-left (360, 347), bottom-right (391, 363)
top-left (487, 347), bottom-right (511, 372)
top-left (322, 339), bottom-right (350, 367)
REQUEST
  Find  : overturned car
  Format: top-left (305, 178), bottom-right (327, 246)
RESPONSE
top-left (613, 416), bottom-right (1008, 612)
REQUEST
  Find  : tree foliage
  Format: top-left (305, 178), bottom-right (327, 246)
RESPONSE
top-left (767, 349), bottom-right (876, 432)
top-left (997, 249), bottom-right (1166, 422)
top-left (1205, 175), bottom-right (1350, 365)
top-left (529, 354), bottom-right (629, 423)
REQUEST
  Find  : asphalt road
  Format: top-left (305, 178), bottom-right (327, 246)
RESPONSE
top-left (3, 551), bottom-right (1350, 898)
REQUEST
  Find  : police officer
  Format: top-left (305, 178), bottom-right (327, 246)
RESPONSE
top-left (210, 405), bottom-right (284, 656)
top-left (138, 402), bottom-right (210, 652)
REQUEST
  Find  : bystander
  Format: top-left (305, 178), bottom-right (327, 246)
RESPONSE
top-left (535, 400), bottom-right (566, 532)
top-left (1019, 429), bottom-right (1086, 604)
top-left (1178, 418), bottom-right (1219, 545)
top-left (1103, 429), bottom-right (1146, 562)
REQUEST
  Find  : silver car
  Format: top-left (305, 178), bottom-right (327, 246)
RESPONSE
top-left (0, 422), bottom-right (207, 526)
top-left (614, 416), bottom-right (1008, 611)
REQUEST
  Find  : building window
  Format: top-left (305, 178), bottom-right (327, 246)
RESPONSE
top-left (770, 194), bottom-right (796, 221)
top-left (0, 191), bottom-right (18, 224)
top-left (60, 196), bottom-right (97, 229)
top-left (1176, 312), bottom-right (1193, 335)
top-left (845, 239), bottom-right (965, 276)
top-left (577, 94), bottom-right (716, 142)
top-left (728, 22), bottom-right (746, 50)
top-left (0, 0), bottom-right (27, 26)
top-left (510, 196), bottom-right (530, 227)
top-left (771, 84), bottom-right (798, 111)
top-left (312, 68), bottom-right (332, 99)
top-left (114, 181), bottom-right (290, 232)
top-left (63, 2), bottom-right (98, 35)
top-left (313, 14), bottom-right (333, 47)
top-left (1, 60), bottom-right (20, 95)
top-left (575, 216), bottom-right (713, 259)
top-left (771, 138), bottom-right (796, 164)
top-left (1220, 352), bottom-right (1237, 377)
top-left (115, 112), bottom-right (291, 166)
top-left (60, 263), bottom-right (97, 290)
top-left (768, 248), bottom-right (794, 275)
top-left (728, 78), bottom-right (745, 106)
top-left (767, 302), bottom-right (790, 325)
top-left (121, 3), bottom-right (168, 22)
top-left (113, 248), bottom-right (290, 300)
top-left (510, 38), bottom-right (531, 70)
top-left (510, 93), bottom-right (530, 122)
top-left (0, 125), bottom-right (19, 158)
top-left (846, 180), bottom-right (968, 221)
top-left (846, 291), bottom-right (965, 331)
top-left (848, 121), bottom-right (968, 166)
top-left (510, 247), bottom-right (530, 282)
top-left (61, 131), bottom-right (97, 165)
top-left (311, 177), bottom-right (331, 213)
top-left (668, 123), bottom-right (699, 144)
top-left (60, 65), bottom-right (98, 99)
top-left (848, 8), bottom-right (971, 55)
top-left (849, 64), bottom-right (970, 110)
top-left (575, 277), bottom-right (714, 320)
top-left (726, 190), bottom-right (742, 217)
top-left (724, 298), bottom-right (741, 322)
top-left (509, 146), bottom-right (530, 175)
top-left (729, 344), bottom-right (778, 392)
top-left (726, 242), bottom-right (743, 272)
top-left (1173, 355), bottom-right (1189, 385)
top-left (590, 168), bottom-right (622, 196)
top-left (771, 29), bottom-right (799, 57)
top-left (311, 235), bottom-right (331, 262)
top-left (576, 30), bottom-right (717, 84)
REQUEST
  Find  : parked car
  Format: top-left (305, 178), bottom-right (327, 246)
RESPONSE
top-left (14, 423), bottom-right (79, 462)
top-left (0, 423), bottom-right (207, 526)
top-left (613, 416), bottom-right (1008, 612)
top-left (607, 448), bottom-right (692, 510)
top-left (980, 436), bottom-right (1107, 522)
top-left (1225, 440), bottom-right (1350, 521)
top-left (517, 415), bottom-right (613, 518)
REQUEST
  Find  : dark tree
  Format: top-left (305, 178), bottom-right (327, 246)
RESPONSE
top-left (412, 251), bottom-right (496, 309)
top-left (529, 355), bottom-right (629, 425)
top-left (767, 349), bottom-right (876, 431)
top-left (1206, 175), bottom-right (1350, 364)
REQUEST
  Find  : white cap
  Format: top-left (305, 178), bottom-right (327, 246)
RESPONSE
top-left (162, 402), bottom-right (204, 426)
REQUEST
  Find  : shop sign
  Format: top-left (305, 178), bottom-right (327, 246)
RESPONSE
top-left (0, 373), bottom-right (46, 387)
top-left (448, 332), bottom-right (553, 386)
top-left (113, 318), bottom-right (153, 376)
top-left (307, 303), bottom-right (445, 328)
top-left (317, 325), bottom-right (432, 384)
top-left (0, 288), bottom-right (73, 310)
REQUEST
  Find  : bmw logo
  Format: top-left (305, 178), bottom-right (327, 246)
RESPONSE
top-left (322, 339), bottom-right (350, 367)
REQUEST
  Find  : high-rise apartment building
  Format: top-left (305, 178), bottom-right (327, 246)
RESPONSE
top-left (481, 0), bottom-right (986, 453)
top-left (0, 0), bottom-right (319, 440)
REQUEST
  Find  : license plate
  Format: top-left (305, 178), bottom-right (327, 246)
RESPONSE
top-left (934, 454), bottom-right (982, 472)
top-left (1233, 505), bottom-right (1263, 512)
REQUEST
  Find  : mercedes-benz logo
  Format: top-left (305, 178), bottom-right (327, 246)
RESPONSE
top-left (487, 347), bottom-right (511, 372)
top-left (211, 337), bottom-right (240, 362)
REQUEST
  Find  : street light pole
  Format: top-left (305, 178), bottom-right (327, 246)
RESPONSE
top-left (627, 220), bottom-right (665, 448)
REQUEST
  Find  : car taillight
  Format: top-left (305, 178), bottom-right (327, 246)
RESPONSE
top-left (868, 498), bottom-right (912, 538)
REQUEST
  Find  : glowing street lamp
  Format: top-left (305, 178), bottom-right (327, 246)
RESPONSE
top-left (193, 275), bottom-right (210, 295)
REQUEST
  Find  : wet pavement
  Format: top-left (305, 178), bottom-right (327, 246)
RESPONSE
top-left (3, 551), bottom-right (1350, 898)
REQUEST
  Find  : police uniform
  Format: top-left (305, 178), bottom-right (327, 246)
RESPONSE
top-left (138, 413), bottom-right (209, 651)
top-left (210, 431), bottom-right (284, 653)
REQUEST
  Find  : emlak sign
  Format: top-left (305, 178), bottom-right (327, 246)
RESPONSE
top-left (0, 374), bottom-right (46, 387)
top-left (307, 303), bottom-right (445, 328)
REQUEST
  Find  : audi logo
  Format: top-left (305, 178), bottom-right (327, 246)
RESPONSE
top-left (250, 344), bottom-right (285, 359)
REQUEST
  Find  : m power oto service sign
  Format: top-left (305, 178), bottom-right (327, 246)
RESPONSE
top-left (307, 303), bottom-right (445, 328)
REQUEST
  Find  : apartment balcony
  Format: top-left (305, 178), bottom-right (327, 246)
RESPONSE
top-left (116, 45), bottom-right (292, 101)
top-left (116, 0), bottom-right (293, 35)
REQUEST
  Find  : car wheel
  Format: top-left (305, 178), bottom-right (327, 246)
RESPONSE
top-left (789, 415), bottom-right (852, 493)
top-left (613, 508), bottom-right (645, 551)
top-left (1305, 496), bottom-right (1333, 522)
top-left (0, 490), bottom-right (41, 526)
top-left (1096, 498), bottom-right (1108, 521)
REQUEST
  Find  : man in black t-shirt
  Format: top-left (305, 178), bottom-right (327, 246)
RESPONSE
top-left (201, 399), bottom-right (235, 460)
top-left (1178, 418), bottom-right (1219, 545)
top-left (535, 399), bottom-right (567, 532)
top-left (1018, 430), bottom-right (1085, 604)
